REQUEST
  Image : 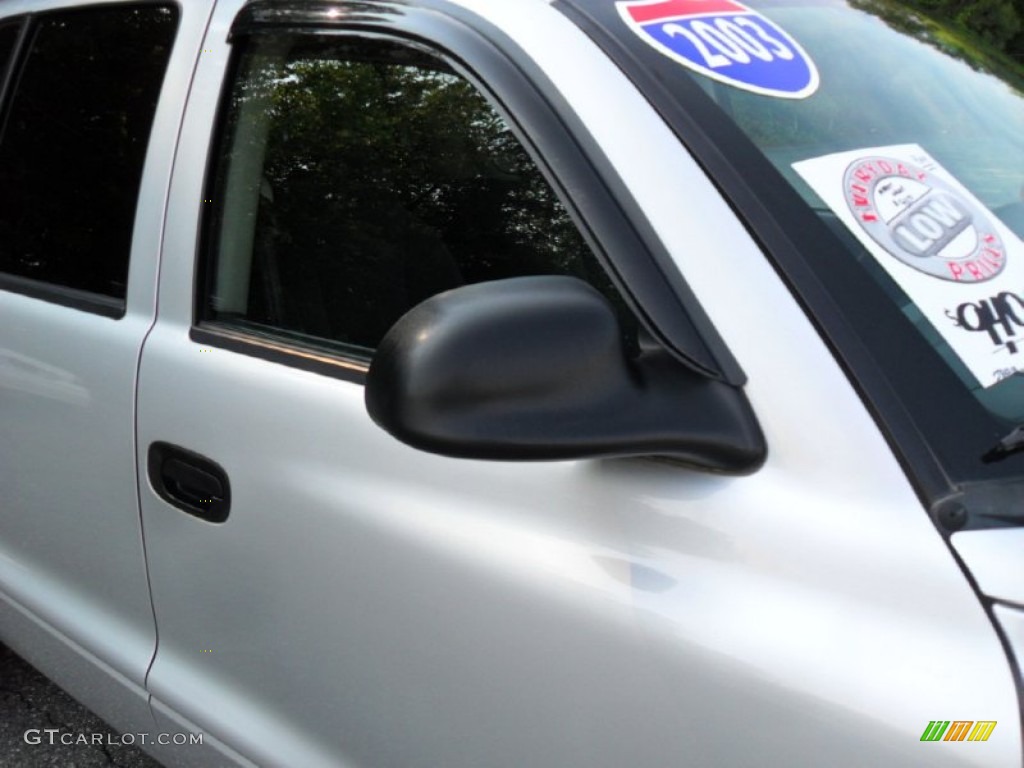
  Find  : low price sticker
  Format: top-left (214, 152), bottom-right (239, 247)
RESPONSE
top-left (794, 144), bottom-right (1024, 388)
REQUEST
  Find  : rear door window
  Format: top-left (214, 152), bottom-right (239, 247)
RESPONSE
top-left (0, 4), bottom-right (178, 309)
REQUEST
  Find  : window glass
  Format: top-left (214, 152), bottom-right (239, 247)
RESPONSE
top-left (204, 37), bottom-right (626, 358)
top-left (688, 2), bottom-right (1024, 428)
top-left (0, 5), bottom-right (178, 301)
top-left (0, 23), bottom-right (19, 77)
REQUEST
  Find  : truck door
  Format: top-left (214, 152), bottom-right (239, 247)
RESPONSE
top-left (0, 0), bottom-right (203, 736)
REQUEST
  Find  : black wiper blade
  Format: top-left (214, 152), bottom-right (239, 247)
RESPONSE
top-left (983, 425), bottom-right (1024, 463)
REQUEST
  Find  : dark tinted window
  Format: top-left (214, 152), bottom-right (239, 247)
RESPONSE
top-left (204, 37), bottom-right (625, 358)
top-left (0, 23), bottom-right (19, 78)
top-left (0, 5), bottom-right (178, 301)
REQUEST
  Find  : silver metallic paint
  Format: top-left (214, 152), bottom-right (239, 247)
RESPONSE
top-left (0, 0), bottom-right (214, 740)
top-left (954, 529), bottom-right (1024, 605)
top-left (0, 0), bottom-right (1017, 766)
top-left (130, 0), bottom-right (1019, 764)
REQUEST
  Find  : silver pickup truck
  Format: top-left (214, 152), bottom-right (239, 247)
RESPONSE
top-left (1, 0), bottom-right (1022, 766)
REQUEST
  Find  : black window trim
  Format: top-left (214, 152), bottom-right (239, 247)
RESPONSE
top-left (193, 0), bottom-right (749, 389)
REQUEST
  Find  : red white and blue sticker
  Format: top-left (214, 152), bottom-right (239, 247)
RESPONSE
top-left (617, 0), bottom-right (819, 99)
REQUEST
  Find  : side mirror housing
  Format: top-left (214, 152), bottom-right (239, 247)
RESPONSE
top-left (365, 276), bottom-right (765, 473)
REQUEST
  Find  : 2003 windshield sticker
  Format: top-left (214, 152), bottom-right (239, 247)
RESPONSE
top-left (794, 144), bottom-right (1024, 389)
top-left (617, 0), bottom-right (819, 98)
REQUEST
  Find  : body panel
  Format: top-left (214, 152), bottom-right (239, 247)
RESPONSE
top-left (0, 0), bottom-right (214, 736)
top-left (954, 529), bottom-right (1024, 605)
top-left (0, 1), bottom-right (1015, 766)
top-left (134, 0), bottom-right (1020, 765)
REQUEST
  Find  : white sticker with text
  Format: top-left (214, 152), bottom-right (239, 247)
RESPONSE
top-left (794, 144), bottom-right (1024, 388)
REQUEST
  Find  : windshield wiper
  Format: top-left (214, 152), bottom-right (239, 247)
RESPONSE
top-left (982, 425), bottom-right (1024, 463)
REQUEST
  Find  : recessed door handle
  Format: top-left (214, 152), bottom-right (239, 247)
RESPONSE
top-left (148, 442), bottom-right (231, 523)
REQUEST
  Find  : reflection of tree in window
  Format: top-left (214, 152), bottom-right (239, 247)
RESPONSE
top-left (214, 40), bottom-right (615, 355)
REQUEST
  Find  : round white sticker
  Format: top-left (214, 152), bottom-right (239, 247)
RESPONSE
top-left (842, 156), bottom-right (1006, 283)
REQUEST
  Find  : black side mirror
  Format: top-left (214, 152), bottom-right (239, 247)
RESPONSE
top-left (365, 276), bottom-right (765, 473)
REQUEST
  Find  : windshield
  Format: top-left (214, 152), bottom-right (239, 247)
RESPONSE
top-left (685, 1), bottom-right (1024, 410)
top-left (562, 0), bottom-right (1024, 488)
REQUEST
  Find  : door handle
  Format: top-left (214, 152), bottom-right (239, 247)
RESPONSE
top-left (148, 442), bottom-right (231, 523)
